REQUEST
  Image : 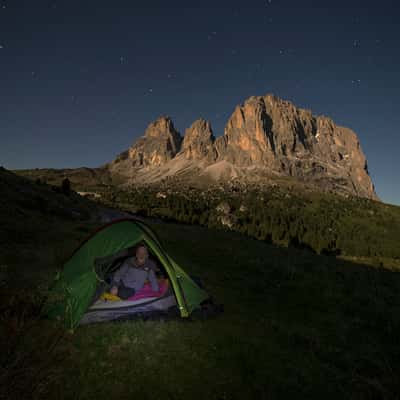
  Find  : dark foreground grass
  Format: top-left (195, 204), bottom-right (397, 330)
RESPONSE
top-left (2, 220), bottom-right (400, 399)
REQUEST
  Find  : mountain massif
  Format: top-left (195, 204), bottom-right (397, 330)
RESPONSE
top-left (108, 94), bottom-right (377, 200)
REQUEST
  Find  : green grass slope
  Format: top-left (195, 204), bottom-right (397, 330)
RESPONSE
top-left (1, 167), bottom-right (400, 399)
top-left (16, 166), bottom-right (400, 260)
top-left (1, 215), bottom-right (400, 397)
top-left (97, 184), bottom-right (400, 261)
top-left (0, 167), bottom-right (102, 286)
top-left (63, 222), bottom-right (400, 400)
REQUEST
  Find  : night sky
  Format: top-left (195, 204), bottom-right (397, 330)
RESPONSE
top-left (1, 0), bottom-right (399, 205)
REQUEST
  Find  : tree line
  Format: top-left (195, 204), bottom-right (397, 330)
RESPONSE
top-left (99, 186), bottom-right (400, 260)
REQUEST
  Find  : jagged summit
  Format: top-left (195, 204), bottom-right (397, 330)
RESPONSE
top-left (144, 116), bottom-right (179, 140)
top-left (111, 116), bottom-right (182, 169)
top-left (180, 119), bottom-right (216, 161)
top-left (108, 94), bottom-right (377, 200)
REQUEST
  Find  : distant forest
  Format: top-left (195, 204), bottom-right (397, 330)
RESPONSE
top-left (96, 184), bottom-right (400, 261)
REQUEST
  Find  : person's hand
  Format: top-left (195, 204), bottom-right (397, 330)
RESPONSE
top-left (110, 286), bottom-right (118, 296)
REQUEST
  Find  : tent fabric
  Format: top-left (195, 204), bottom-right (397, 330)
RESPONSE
top-left (46, 219), bottom-right (210, 329)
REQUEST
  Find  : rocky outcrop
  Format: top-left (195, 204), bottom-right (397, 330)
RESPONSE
top-left (214, 94), bottom-right (376, 199)
top-left (108, 94), bottom-right (377, 200)
top-left (131, 116), bottom-right (182, 167)
top-left (180, 119), bottom-right (216, 161)
top-left (214, 96), bottom-right (276, 166)
top-left (112, 116), bottom-right (182, 170)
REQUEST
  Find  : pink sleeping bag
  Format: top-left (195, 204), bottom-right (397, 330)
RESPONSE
top-left (127, 279), bottom-right (169, 301)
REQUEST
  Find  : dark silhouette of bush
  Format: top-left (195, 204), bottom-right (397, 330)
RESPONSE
top-left (61, 178), bottom-right (71, 196)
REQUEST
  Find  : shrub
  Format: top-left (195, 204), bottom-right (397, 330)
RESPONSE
top-left (61, 178), bottom-right (71, 196)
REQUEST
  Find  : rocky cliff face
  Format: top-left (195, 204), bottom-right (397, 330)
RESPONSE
top-left (112, 116), bottom-right (182, 170)
top-left (180, 119), bottom-right (217, 161)
top-left (214, 95), bottom-right (375, 198)
top-left (109, 94), bottom-right (377, 200)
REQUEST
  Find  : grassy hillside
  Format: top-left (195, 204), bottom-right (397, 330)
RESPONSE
top-left (0, 167), bottom-right (102, 285)
top-left (13, 166), bottom-right (123, 192)
top-left (1, 168), bottom-right (400, 399)
top-left (95, 184), bottom-right (400, 262)
top-left (16, 167), bottom-right (400, 261)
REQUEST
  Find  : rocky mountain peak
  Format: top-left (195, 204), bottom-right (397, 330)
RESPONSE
top-left (181, 119), bottom-right (216, 161)
top-left (109, 116), bottom-right (182, 169)
top-left (145, 116), bottom-right (176, 138)
top-left (214, 94), bottom-right (376, 198)
top-left (108, 93), bottom-right (377, 200)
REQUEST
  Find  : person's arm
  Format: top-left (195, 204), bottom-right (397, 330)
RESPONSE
top-left (148, 259), bottom-right (163, 278)
top-left (148, 269), bottom-right (159, 292)
top-left (148, 259), bottom-right (160, 272)
top-left (111, 263), bottom-right (128, 286)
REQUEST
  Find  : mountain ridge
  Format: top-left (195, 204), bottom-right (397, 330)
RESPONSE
top-left (108, 93), bottom-right (377, 200)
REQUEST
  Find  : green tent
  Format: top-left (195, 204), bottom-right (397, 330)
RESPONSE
top-left (46, 218), bottom-right (210, 329)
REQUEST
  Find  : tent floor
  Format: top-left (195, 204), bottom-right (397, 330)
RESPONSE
top-left (79, 294), bottom-right (177, 325)
top-left (89, 295), bottom-right (169, 310)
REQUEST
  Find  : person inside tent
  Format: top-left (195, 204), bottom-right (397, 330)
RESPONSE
top-left (109, 244), bottom-right (160, 300)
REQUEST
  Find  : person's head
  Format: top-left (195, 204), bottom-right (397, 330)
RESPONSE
top-left (135, 244), bottom-right (149, 266)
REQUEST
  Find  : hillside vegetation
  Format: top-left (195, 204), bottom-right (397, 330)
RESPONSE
top-left (16, 167), bottom-right (400, 262)
top-left (94, 183), bottom-right (400, 262)
top-left (1, 167), bottom-right (400, 399)
top-left (14, 166), bottom-right (119, 191)
top-left (0, 167), bottom-right (102, 285)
